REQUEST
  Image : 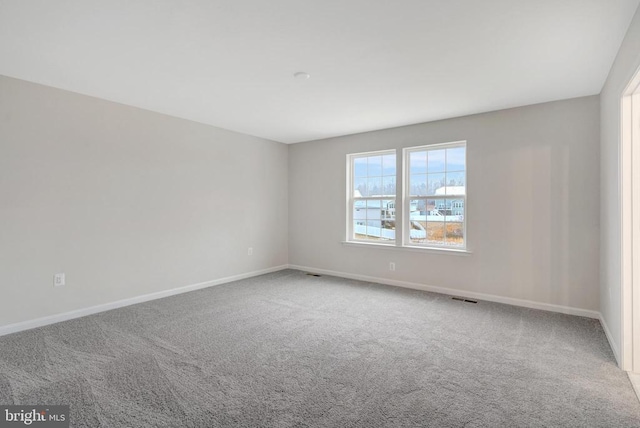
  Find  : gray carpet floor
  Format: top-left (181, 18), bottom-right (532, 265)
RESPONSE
top-left (0, 269), bottom-right (639, 427)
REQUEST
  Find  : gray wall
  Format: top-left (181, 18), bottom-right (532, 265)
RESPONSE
top-left (289, 96), bottom-right (600, 311)
top-left (0, 75), bottom-right (289, 327)
top-left (600, 8), bottom-right (640, 360)
top-left (0, 73), bottom-right (608, 329)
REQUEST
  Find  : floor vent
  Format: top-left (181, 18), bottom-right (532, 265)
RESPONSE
top-left (305, 273), bottom-right (322, 277)
top-left (452, 297), bottom-right (478, 304)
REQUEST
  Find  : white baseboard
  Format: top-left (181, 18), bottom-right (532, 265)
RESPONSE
top-left (599, 313), bottom-right (621, 366)
top-left (628, 373), bottom-right (640, 403)
top-left (0, 263), bottom-right (607, 344)
top-left (0, 265), bottom-right (288, 337)
top-left (288, 264), bottom-right (601, 319)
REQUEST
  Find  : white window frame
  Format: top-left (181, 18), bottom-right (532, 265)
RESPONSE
top-left (346, 141), bottom-right (468, 252)
top-left (403, 141), bottom-right (467, 250)
top-left (346, 149), bottom-right (397, 245)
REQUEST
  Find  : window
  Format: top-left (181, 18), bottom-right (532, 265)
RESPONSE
top-left (405, 142), bottom-right (466, 248)
top-left (348, 150), bottom-right (396, 243)
top-left (346, 141), bottom-right (466, 250)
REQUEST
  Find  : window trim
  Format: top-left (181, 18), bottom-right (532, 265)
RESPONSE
top-left (402, 141), bottom-right (467, 250)
top-left (341, 240), bottom-right (472, 255)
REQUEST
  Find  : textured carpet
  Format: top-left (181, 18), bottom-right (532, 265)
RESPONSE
top-left (0, 269), bottom-right (639, 427)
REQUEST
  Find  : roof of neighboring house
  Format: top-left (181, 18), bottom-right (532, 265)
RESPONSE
top-left (434, 186), bottom-right (465, 196)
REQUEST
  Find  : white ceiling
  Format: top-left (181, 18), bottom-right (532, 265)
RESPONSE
top-left (0, 1), bottom-right (638, 144)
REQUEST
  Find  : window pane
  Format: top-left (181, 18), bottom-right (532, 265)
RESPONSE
top-left (381, 199), bottom-right (396, 236)
top-left (410, 174), bottom-right (427, 196)
top-left (382, 154), bottom-right (396, 176)
top-left (409, 221), bottom-right (426, 244)
top-left (353, 220), bottom-right (366, 239)
top-left (434, 199), bottom-right (448, 215)
top-left (355, 216), bottom-right (378, 241)
top-left (408, 198), bottom-right (423, 219)
top-left (381, 199), bottom-right (395, 221)
top-left (426, 221), bottom-right (445, 245)
top-left (445, 171), bottom-right (465, 193)
top-left (427, 149), bottom-right (445, 173)
top-left (353, 204), bottom-right (366, 223)
top-left (367, 220), bottom-right (393, 242)
top-left (354, 157), bottom-right (368, 177)
top-left (427, 173), bottom-right (445, 196)
top-left (436, 199), bottom-right (463, 247)
top-left (366, 199), bottom-right (382, 213)
top-left (367, 156), bottom-right (382, 176)
top-left (446, 147), bottom-right (465, 172)
top-left (366, 220), bottom-right (382, 240)
top-left (408, 198), bottom-right (425, 244)
top-left (445, 219), bottom-right (464, 246)
top-left (448, 198), bottom-right (465, 216)
top-left (352, 200), bottom-right (396, 242)
top-left (367, 177), bottom-right (382, 196)
top-left (354, 177), bottom-right (367, 197)
top-left (409, 151), bottom-right (427, 174)
top-left (426, 198), bottom-right (438, 216)
top-left (383, 176), bottom-right (396, 196)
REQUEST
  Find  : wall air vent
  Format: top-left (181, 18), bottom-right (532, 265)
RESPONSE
top-left (452, 297), bottom-right (478, 304)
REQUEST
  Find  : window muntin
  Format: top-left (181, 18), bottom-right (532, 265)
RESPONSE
top-left (349, 151), bottom-right (396, 243)
top-left (405, 142), bottom-right (466, 248)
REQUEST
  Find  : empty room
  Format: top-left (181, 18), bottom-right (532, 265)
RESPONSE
top-left (2, 1), bottom-right (640, 426)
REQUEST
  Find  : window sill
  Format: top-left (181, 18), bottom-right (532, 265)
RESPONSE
top-left (341, 241), bottom-right (472, 255)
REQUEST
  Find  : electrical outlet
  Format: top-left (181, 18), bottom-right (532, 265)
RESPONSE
top-left (54, 273), bottom-right (65, 287)
top-left (248, 247), bottom-right (253, 256)
top-left (389, 262), bottom-right (396, 271)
